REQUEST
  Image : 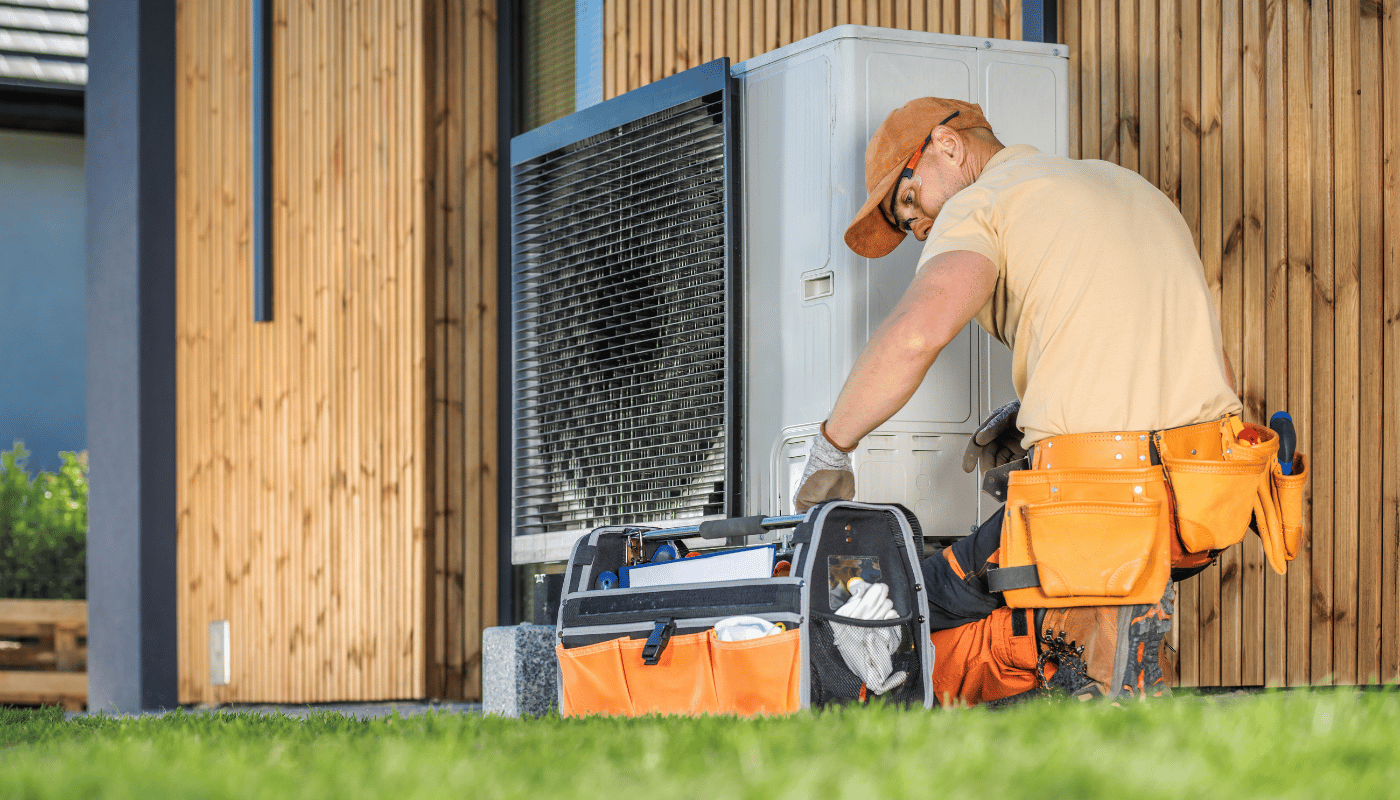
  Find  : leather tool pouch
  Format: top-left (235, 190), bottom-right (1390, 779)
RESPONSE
top-left (1252, 453), bottom-right (1309, 575)
top-left (1156, 417), bottom-right (1277, 556)
top-left (990, 466), bottom-right (1172, 609)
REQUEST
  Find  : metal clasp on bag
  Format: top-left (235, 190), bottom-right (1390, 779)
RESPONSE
top-left (642, 617), bottom-right (675, 665)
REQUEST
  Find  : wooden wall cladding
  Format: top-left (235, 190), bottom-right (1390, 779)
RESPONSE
top-left (603, 0), bottom-right (1024, 99)
top-left (176, 0), bottom-right (431, 703)
top-left (603, 0), bottom-right (1400, 686)
top-left (1060, 0), bottom-right (1400, 688)
top-left (424, 0), bottom-right (499, 702)
top-left (1066, 0), bottom-right (1400, 689)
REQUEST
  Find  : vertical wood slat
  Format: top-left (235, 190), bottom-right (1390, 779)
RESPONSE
top-left (1081, 0), bottom-right (1099, 166)
top-left (1331, 0), bottom-right (1360, 687)
top-left (1262, 0), bottom-right (1289, 688)
top-left (478, 0), bottom-right (502, 697)
top-left (1062, 0), bottom-right (1078, 159)
top-left (1119, 0), bottom-right (1137, 172)
top-left (1356, 0), bottom-right (1383, 686)
top-left (1177, 0), bottom-right (1202, 686)
top-left (1309, 0), bottom-right (1335, 687)
top-left (291, 0), bottom-right (309, 702)
top-left (1284, 0), bottom-right (1313, 687)
top-left (1218, 0), bottom-right (1244, 689)
top-left (1239, 0), bottom-right (1266, 688)
top-left (1098, 0), bottom-right (1116, 163)
top-left (1136, 0), bottom-right (1156, 187)
top-left (1383, 0), bottom-right (1400, 687)
top-left (1254, 0), bottom-right (1284, 688)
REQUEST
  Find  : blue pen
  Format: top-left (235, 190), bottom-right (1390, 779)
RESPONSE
top-left (1269, 412), bottom-right (1296, 476)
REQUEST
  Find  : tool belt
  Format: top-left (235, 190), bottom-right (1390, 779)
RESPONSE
top-left (986, 415), bottom-right (1309, 609)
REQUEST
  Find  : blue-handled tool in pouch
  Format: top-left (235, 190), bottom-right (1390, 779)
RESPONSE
top-left (1269, 411), bottom-right (1296, 475)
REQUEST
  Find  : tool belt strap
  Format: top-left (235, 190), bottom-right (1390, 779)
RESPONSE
top-left (986, 564), bottom-right (1041, 592)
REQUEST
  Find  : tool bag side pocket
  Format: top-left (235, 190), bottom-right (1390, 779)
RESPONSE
top-left (709, 628), bottom-right (801, 716)
top-left (556, 638), bottom-right (635, 717)
top-left (997, 467), bottom-right (1171, 608)
top-left (617, 630), bottom-right (718, 716)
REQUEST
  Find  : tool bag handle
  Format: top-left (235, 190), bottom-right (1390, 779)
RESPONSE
top-left (638, 513), bottom-right (807, 542)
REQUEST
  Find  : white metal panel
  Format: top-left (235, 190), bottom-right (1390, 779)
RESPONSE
top-left (737, 27), bottom-right (1068, 539)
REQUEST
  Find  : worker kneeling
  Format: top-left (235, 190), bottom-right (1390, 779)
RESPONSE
top-left (796, 98), bottom-right (1309, 705)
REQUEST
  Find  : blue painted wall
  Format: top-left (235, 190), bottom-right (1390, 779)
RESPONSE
top-left (0, 128), bottom-right (86, 473)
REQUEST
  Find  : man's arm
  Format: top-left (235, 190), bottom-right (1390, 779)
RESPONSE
top-left (823, 250), bottom-right (999, 448)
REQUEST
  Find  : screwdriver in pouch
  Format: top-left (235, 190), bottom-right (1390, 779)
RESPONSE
top-left (1269, 411), bottom-right (1296, 476)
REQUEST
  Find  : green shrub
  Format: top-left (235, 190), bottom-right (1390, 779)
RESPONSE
top-left (0, 442), bottom-right (88, 600)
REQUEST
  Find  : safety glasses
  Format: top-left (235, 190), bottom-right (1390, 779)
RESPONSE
top-left (886, 109), bottom-right (961, 234)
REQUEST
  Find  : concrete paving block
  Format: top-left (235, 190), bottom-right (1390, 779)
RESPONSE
top-left (482, 624), bottom-right (558, 717)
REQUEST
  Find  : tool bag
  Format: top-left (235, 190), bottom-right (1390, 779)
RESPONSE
top-left (554, 501), bottom-right (934, 716)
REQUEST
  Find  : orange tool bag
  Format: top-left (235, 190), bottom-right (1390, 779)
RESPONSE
top-left (554, 501), bottom-right (935, 716)
top-left (986, 415), bottom-right (1310, 609)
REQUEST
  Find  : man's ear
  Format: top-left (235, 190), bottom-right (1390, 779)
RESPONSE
top-left (931, 125), bottom-right (964, 165)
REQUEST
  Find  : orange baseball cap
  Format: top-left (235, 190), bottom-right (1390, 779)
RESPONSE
top-left (843, 98), bottom-right (992, 259)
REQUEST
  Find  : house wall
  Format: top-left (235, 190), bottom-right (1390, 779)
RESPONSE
top-left (423, 0), bottom-right (500, 701)
top-left (1063, 0), bottom-right (1399, 689)
top-left (602, 0), bottom-right (1400, 687)
top-left (0, 129), bottom-right (86, 473)
top-left (176, 0), bottom-right (433, 703)
top-left (176, 0), bottom-right (496, 704)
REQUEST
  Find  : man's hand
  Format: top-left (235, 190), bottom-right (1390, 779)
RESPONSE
top-left (794, 429), bottom-right (855, 512)
top-left (961, 400), bottom-right (1027, 473)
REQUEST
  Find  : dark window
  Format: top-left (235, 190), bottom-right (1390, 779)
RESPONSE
top-left (516, 0), bottom-right (576, 132)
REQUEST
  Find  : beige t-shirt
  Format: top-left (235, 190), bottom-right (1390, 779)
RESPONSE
top-left (918, 144), bottom-right (1241, 446)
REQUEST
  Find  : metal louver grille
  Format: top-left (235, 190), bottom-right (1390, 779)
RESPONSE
top-left (510, 61), bottom-right (737, 544)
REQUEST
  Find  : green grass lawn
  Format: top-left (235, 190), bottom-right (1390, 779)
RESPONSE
top-left (1, 689), bottom-right (1397, 799)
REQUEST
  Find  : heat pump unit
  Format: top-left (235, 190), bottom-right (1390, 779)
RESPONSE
top-left (510, 26), bottom-right (1069, 564)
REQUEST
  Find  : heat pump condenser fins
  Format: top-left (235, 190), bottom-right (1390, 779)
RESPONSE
top-left (511, 61), bottom-right (737, 539)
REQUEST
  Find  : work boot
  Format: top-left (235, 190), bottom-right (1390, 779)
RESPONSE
top-left (1036, 583), bottom-right (1175, 701)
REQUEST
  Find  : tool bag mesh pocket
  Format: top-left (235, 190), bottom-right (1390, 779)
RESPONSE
top-left (807, 615), bottom-right (924, 708)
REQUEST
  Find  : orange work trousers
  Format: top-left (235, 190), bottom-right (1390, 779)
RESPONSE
top-left (929, 605), bottom-right (1039, 707)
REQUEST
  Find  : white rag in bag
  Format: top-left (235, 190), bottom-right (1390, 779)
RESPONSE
top-left (831, 579), bottom-right (907, 694)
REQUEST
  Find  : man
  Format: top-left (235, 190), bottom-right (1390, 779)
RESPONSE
top-left (794, 97), bottom-right (1248, 704)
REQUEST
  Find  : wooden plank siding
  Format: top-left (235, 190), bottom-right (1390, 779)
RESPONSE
top-left (600, 0), bottom-right (1400, 686)
top-left (175, 0), bottom-right (475, 703)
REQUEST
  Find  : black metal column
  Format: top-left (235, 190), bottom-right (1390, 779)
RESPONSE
top-left (85, 0), bottom-right (179, 712)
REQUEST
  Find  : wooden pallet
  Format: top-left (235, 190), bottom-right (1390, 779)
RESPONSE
top-left (0, 599), bottom-right (86, 711)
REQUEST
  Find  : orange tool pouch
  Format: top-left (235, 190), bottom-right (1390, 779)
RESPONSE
top-left (988, 430), bottom-right (1173, 608)
top-left (987, 415), bottom-right (1309, 607)
top-left (556, 628), bottom-right (802, 717)
top-left (1156, 415), bottom-right (1308, 576)
top-left (1253, 453), bottom-right (1309, 575)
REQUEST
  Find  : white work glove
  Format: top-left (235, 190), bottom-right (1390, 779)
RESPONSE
top-left (831, 580), bottom-right (907, 695)
top-left (961, 400), bottom-right (1028, 474)
top-left (794, 424), bottom-right (856, 512)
